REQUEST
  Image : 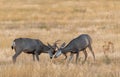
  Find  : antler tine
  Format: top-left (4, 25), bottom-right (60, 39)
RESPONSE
top-left (53, 40), bottom-right (61, 49)
top-left (53, 40), bottom-right (61, 46)
top-left (54, 40), bottom-right (61, 44)
top-left (60, 42), bottom-right (66, 48)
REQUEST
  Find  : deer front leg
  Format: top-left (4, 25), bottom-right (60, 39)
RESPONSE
top-left (12, 50), bottom-right (22, 63)
top-left (67, 53), bottom-right (74, 64)
top-left (76, 52), bottom-right (79, 64)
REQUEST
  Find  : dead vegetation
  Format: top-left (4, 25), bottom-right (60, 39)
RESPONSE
top-left (0, 0), bottom-right (119, 77)
top-left (103, 41), bottom-right (115, 55)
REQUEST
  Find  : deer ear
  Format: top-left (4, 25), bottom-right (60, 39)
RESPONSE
top-left (60, 42), bottom-right (66, 48)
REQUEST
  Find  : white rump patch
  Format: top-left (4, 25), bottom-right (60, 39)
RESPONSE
top-left (12, 41), bottom-right (16, 47)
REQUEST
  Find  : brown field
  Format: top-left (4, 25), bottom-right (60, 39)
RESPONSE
top-left (0, 0), bottom-right (120, 77)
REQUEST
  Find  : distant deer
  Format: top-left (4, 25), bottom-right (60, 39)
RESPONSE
top-left (54, 34), bottom-right (95, 64)
top-left (103, 41), bottom-right (114, 55)
top-left (11, 38), bottom-right (59, 63)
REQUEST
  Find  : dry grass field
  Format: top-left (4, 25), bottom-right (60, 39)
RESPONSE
top-left (0, 0), bottom-right (120, 77)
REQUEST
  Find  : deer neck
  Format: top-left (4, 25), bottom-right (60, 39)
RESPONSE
top-left (62, 46), bottom-right (72, 53)
top-left (42, 44), bottom-right (50, 53)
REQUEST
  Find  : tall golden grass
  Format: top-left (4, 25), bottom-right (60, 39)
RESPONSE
top-left (0, 0), bottom-right (119, 77)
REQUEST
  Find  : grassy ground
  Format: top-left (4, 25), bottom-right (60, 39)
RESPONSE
top-left (0, 0), bottom-right (119, 77)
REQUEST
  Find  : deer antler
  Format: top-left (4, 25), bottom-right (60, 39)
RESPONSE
top-left (60, 42), bottom-right (66, 48)
top-left (53, 40), bottom-right (61, 48)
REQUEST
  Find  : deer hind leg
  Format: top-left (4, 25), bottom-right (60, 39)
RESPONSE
top-left (82, 49), bottom-right (87, 64)
top-left (75, 52), bottom-right (79, 64)
top-left (88, 45), bottom-right (95, 61)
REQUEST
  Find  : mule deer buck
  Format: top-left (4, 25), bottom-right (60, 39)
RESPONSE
top-left (11, 38), bottom-right (59, 63)
top-left (54, 34), bottom-right (95, 64)
top-left (103, 41), bottom-right (114, 55)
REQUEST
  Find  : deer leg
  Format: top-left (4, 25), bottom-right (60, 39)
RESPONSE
top-left (33, 54), bottom-right (35, 61)
top-left (76, 52), bottom-right (79, 64)
top-left (35, 51), bottom-right (40, 61)
top-left (12, 50), bottom-right (22, 63)
top-left (68, 53), bottom-right (74, 64)
top-left (82, 49), bottom-right (87, 64)
top-left (88, 45), bottom-right (95, 61)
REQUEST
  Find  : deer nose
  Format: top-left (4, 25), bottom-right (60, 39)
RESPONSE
top-left (50, 57), bottom-right (52, 59)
